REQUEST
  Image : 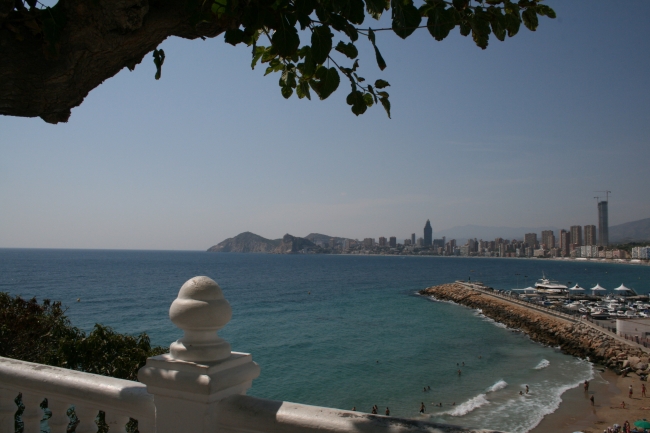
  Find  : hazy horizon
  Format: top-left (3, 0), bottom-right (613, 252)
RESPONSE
top-left (2, 1), bottom-right (649, 250)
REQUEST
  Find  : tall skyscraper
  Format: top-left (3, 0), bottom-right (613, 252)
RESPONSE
top-left (423, 220), bottom-right (432, 246)
top-left (570, 225), bottom-right (583, 247)
top-left (598, 200), bottom-right (609, 246)
top-left (541, 230), bottom-right (555, 249)
top-left (378, 236), bottom-right (387, 247)
top-left (560, 230), bottom-right (570, 256)
top-left (411, 233), bottom-right (416, 245)
top-left (584, 225), bottom-right (597, 246)
top-left (389, 236), bottom-right (396, 248)
top-left (524, 233), bottom-right (538, 249)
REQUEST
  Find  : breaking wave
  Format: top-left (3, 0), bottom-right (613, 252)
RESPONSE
top-left (534, 359), bottom-right (550, 370)
top-left (487, 380), bottom-right (508, 393)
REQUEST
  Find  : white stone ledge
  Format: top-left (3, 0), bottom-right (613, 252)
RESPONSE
top-left (215, 395), bottom-right (505, 433)
top-left (0, 356), bottom-right (154, 418)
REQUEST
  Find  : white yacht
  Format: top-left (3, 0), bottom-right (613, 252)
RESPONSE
top-left (534, 273), bottom-right (568, 293)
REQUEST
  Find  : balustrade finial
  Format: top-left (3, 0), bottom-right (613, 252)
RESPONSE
top-left (169, 276), bottom-right (232, 362)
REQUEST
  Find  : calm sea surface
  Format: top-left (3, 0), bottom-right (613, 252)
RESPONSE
top-left (2, 249), bottom-right (650, 432)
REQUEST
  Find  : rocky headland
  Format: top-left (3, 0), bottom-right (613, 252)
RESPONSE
top-left (419, 283), bottom-right (650, 376)
top-left (207, 232), bottom-right (323, 254)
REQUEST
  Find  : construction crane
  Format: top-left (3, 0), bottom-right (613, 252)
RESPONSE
top-left (595, 190), bottom-right (611, 202)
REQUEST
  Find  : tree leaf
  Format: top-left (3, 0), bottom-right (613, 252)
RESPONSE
top-left (536, 4), bottom-right (556, 19)
top-left (225, 29), bottom-right (246, 46)
top-left (335, 41), bottom-right (359, 59)
top-left (504, 10), bottom-right (521, 37)
top-left (379, 96), bottom-right (391, 118)
top-left (311, 66), bottom-right (340, 100)
top-left (427, 6), bottom-right (454, 41)
top-left (272, 25), bottom-right (300, 58)
top-left (346, 90), bottom-right (367, 115)
top-left (374, 79), bottom-right (390, 88)
top-left (281, 85), bottom-right (293, 99)
top-left (365, 0), bottom-right (389, 19)
top-left (522, 8), bottom-right (538, 31)
top-left (296, 81), bottom-right (312, 99)
top-left (392, 1), bottom-right (421, 39)
top-left (311, 25), bottom-right (333, 64)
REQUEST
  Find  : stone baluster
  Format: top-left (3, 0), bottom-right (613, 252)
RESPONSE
top-left (20, 392), bottom-right (44, 433)
top-left (73, 404), bottom-right (98, 433)
top-left (139, 276), bottom-right (261, 433)
top-left (0, 388), bottom-right (16, 433)
top-left (47, 399), bottom-right (72, 433)
top-left (105, 411), bottom-right (130, 433)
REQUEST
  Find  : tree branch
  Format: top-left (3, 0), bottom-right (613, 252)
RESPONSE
top-left (0, 0), bottom-right (237, 123)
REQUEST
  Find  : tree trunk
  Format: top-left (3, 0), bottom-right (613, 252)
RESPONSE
top-left (0, 0), bottom-right (235, 123)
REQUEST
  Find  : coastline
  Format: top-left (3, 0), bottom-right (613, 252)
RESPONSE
top-left (419, 283), bottom-right (650, 433)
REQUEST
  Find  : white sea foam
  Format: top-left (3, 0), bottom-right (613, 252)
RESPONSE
top-left (443, 394), bottom-right (490, 417)
top-left (534, 359), bottom-right (550, 370)
top-left (487, 380), bottom-right (508, 393)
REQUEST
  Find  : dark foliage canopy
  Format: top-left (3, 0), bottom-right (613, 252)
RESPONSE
top-left (0, 293), bottom-right (165, 381)
top-left (0, 0), bottom-right (554, 123)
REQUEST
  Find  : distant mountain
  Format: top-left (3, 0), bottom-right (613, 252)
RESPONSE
top-left (304, 233), bottom-right (353, 244)
top-left (435, 224), bottom-right (560, 242)
top-left (207, 232), bottom-right (280, 253)
top-left (610, 218), bottom-right (650, 243)
top-left (207, 232), bottom-right (318, 253)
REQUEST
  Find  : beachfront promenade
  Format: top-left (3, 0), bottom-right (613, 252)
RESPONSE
top-left (0, 276), bottom-right (501, 433)
top-left (455, 281), bottom-right (650, 356)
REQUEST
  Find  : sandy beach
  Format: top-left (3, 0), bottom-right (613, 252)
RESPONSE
top-left (530, 367), bottom-right (650, 433)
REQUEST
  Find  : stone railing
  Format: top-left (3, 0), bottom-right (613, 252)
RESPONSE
top-left (1, 276), bottom-right (499, 433)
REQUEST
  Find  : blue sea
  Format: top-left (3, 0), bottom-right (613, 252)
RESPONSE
top-left (2, 249), bottom-right (650, 432)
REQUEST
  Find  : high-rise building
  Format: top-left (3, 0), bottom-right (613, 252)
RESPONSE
top-left (524, 233), bottom-right (538, 249)
top-left (541, 230), bottom-right (555, 249)
top-left (423, 220), bottom-right (432, 246)
top-left (389, 236), bottom-right (396, 248)
top-left (411, 233), bottom-right (416, 245)
top-left (570, 225), bottom-right (583, 247)
top-left (560, 230), bottom-right (570, 256)
top-left (584, 225), bottom-right (597, 246)
top-left (378, 237), bottom-right (387, 247)
top-left (363, 238), bottom-right (375, 248)
top-left (598, 200), bottom-right (609, 246)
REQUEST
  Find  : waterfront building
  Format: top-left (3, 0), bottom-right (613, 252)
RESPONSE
top-left (524, 233), bottom-right (538, 249)
top-left (378, 237), bottom-right (387, 247)
top-left (533, 248), bottom-right (546, 258)
top-left (404, 239), bottom-right (412, 246)
top-left (541, 230), bottom-right (555, 249)
top-left (389, 236), bottom-right (396, 248)
top-left (459, 245), bottom-right (469, 256)
top-left (632, 246), bottom-right (650, 259)
top-left (584, 225), bottom-right (597, 246)
top-left (423, 220), bottom-right (432, 246)
top-left (411, 233), bottom-right (416, 245)
top-left (570, 225), bottom-right (583, 247)
top-left (416, 237), bottom-right (424, 247)
top-left (363, 238), bottom-right (374, 248)
top-left (580, 245), bottom-right (599, 258)
top-left (433, 237), bottom-right (445, 249)
top-left (598, 199), bottom-right (609, 246)
top-left (560, 230), bottom-right (570, 256)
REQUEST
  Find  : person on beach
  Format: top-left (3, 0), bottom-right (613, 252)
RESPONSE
top-left (643, 383), bottom-right (647, 397)
top-left (372, 405), bottom-right (377, 414)
top-left (423, 387), bottom-right (427, 392)
top-left (629, 385), bottom-right (633, 399)
top-left (525, 385), bottom-right (529, 394)
top-left (519, 391), bottom-right (523, 396)
top-left (458, 369), bottom-right (462, 376)
top-left (621, 400), bottom-right (626, 408)
top-left (352, 407), bottom-right (356, 411)
top-left (420, 402), bottom-right (425, 414)
top-left (590, 395), bottom-right (594, 406)
top-left (584, 380), bottom-right (590, 392)
top-left (385, 407), bottom-right (390, 416)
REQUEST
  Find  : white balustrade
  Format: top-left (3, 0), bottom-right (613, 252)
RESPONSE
top-left (0, 276), bottom-right (502, 433)
top-left (20, 392), bottom-right (43, 433)
top-left (0, 356), bottom-right (154, 433)
top-left (0, 388), bottom-right (16, 433)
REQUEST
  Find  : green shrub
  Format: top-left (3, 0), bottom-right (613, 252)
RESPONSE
top-left (0, 293), bottom-right (166, 381)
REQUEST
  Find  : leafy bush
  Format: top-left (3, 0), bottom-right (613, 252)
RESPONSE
top-left (0, 293), bottom-right (166, 381)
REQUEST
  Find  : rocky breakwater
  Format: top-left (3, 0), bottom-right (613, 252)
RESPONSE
top-left (420, 283), bottom-right (650, 376)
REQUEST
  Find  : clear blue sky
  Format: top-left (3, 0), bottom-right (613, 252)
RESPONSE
top-left (1, 1), bottom-right (649, 249)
